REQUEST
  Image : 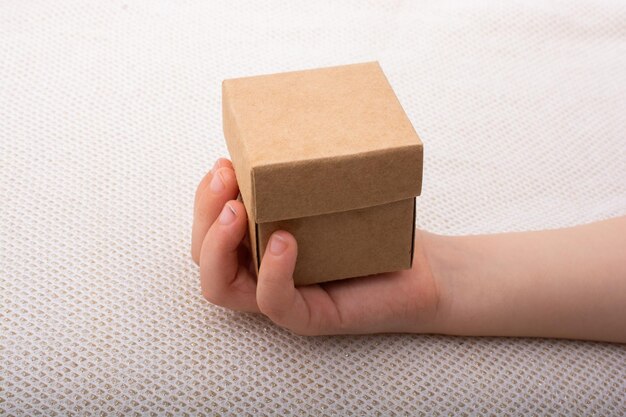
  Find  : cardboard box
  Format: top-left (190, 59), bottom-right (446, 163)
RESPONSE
top-left (222, 62), bottom-right (423, 285)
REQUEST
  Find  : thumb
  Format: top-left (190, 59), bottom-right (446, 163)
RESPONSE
top-left (256, 231), bottom-right (311, 332)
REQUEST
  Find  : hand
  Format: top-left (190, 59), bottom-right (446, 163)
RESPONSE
top-left (191, 158), bottom-right (444, 335)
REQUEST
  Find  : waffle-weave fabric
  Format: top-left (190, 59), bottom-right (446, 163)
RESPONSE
top-left (2, 1), bottom-right (625, 415)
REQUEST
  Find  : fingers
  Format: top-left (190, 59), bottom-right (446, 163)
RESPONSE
top-left (256, 231), bottom-right (316, 334)
top-left (192, 159), bottom-right (238, 264)
top-left (193, 158), bottom-right (233, 207)
top-left (199, 199), bottom-right (259, 312)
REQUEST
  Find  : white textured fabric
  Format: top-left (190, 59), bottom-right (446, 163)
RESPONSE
top-left (2, 0), bottom-right (626, 415)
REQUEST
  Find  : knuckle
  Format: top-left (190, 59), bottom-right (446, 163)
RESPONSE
top-left (289, 325), bottom-right (317, 337)
top-left (195, 172), bottom-right (212, 200)
top-left (201, 290), bottom-right (215, 304)
top-left (195, 192), bottom-right (215, 219)
top-left (201, 288), bottom-right (226, 306)
top-left (207, 222), bottom-right (236, 251)
top-left (258, 299), bottom-right (288, 323)
top-left (206, 222), bottom-right (224, 243)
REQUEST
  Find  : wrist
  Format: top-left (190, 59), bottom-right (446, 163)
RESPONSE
top-left (418, 231), bottom-right (475, 336)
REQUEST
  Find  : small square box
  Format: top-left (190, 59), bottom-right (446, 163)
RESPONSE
top-left (223, 62), bottom-right (423, 285)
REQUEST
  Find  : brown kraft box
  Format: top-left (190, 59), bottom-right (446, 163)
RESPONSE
top-left (222, 62), bottom-right (423, 286)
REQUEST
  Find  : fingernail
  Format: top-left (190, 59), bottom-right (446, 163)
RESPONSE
top-left (269, 233), bottom-right (288, 255)
top-left (218, 203), bottom-right (236, 225)
top-left (210, 171), bottom-right (225, 193)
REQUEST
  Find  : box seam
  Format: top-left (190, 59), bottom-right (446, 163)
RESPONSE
top-left (252, 143), bottom-right (421, 171)
top-left (410, 197), bottom-right (416, 267)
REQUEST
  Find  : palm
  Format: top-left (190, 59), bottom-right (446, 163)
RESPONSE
top-left (232, 229), bottom-right (440, 336)
top-left (313, 264), bottom-right (438, 335)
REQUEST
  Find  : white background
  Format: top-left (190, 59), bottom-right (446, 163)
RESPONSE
top-left (2, 0), bottom-right (625, 415)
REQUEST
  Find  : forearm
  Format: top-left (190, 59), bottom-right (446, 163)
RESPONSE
top-left (425, 216), bottom-right (626, 343)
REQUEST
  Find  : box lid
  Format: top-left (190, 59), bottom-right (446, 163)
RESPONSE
top-left (223, 62), bottom-right (423, 223)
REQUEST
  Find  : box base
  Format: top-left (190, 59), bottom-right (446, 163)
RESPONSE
top-left (249, 198), bottom-right (416, 286)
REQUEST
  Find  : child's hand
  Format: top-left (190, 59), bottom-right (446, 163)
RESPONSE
top-left (191, 158), bottom-right (443, 335)
top-left (192, 158), bottom-right (626, 342)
